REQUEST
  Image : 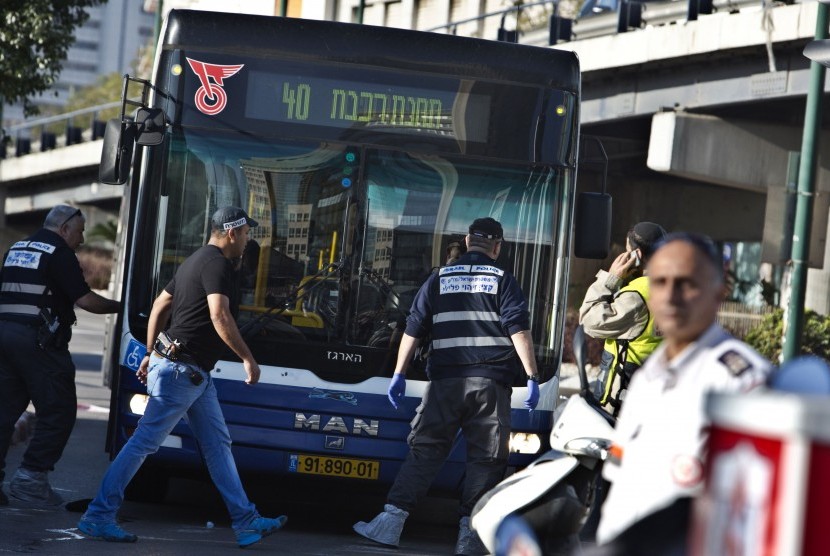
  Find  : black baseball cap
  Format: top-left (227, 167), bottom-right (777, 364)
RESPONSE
top-left (469, 217), bottom-right (503, 240)
top-left (211, 206), bottom-right (259, 231)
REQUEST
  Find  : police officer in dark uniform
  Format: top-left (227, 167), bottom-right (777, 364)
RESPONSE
top-left (354, 217), bottom-right (540, 556)
top-left (0, 204), bottom-right (120, 507)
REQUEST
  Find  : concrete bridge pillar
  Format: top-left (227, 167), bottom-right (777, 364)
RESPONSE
top-left (647, 110), bottom-right (830, 314)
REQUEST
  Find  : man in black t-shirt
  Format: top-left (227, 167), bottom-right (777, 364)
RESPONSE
top-left (0, 204), bottom-right (120, 508)
top-left (80, 207), bottom-right (286, 548)
top-left (160, 236), bottom-right (242, 371)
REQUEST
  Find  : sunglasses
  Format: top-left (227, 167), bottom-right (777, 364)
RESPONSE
top-left (61, 208), bottom-right (82, 228)
top-left (470, 231), bottom-right (502, 240)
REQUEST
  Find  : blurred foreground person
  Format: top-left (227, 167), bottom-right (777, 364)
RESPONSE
top-left (594, 233), bottom-right (773, 555)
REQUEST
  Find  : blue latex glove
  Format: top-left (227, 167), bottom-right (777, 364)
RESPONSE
top-left (388, 373), bottom-right (406, 409)
top-left (524, 379), bottom-right (539, 410)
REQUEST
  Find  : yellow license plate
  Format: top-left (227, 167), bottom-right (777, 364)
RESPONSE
top-left (289, 454), bottom-right (379, 480)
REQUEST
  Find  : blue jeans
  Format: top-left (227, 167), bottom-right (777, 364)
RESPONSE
top-left (83, 354), bottom-right (258, 531)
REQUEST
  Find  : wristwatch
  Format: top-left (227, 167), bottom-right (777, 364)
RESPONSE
top-left (528, 373), bottom-right (540, 382)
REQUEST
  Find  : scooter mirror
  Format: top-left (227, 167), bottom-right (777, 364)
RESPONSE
top-left (572, 324), bottom-right (589, 394)
top-left (563, 437), bottom-right (612, 459)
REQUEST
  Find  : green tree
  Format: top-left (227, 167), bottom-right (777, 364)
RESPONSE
top-left (86, 219), bottom-right (118, 245)
top-left (745, 308), bottom-right (830, 363)
top-left (0, 0), bottom-right (107, 117)
top-left (63, 72), bottom-right (125, 122)
top-left (63, 30), bottom-right (155, 115)
top-left (45, 31), bottom-right (155, 130)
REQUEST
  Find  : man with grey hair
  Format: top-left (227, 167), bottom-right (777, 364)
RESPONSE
top-left (0, 204), bottom-right (120, 507)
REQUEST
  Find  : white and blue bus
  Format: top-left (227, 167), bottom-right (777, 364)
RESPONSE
top-left (100, 9), bottom-right (607, 501)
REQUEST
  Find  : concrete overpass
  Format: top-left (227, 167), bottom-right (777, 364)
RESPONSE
top-left (2, 0), bottom-right (830, 311)
top-left (548, 0), bottom-right (830, 313)
top-left (0, 130), bottom-right (121, 236)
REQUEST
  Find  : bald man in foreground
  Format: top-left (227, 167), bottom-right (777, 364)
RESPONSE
top-left (594, 233), bottom-right (773, 556)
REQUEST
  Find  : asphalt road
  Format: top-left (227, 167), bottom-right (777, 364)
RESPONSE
top-left (0, 311), bottom-right (461, 555)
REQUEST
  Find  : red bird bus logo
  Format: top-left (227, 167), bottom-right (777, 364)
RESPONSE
top-left (186, 58), bottom-right (244, 116)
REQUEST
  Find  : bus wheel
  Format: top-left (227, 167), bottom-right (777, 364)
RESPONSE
top-left (124, 464), bottom-right (170, 503)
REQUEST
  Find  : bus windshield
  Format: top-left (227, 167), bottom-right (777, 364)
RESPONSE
top-left (144, 128), bottom-right (569, 382)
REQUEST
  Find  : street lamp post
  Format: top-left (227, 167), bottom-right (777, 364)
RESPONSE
top-left (783, 0), bottom-right (830, 362)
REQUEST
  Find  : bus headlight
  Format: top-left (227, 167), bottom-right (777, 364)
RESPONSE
top-left (509, 432), bottom-right (542, 454)
top-left (129, 394), bottom-right (149, 415)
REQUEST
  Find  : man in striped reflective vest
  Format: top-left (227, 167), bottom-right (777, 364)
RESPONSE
top-left (355, 217), bottom-right (539, 555)
top-left (0, 205), bottom-right (120, 507)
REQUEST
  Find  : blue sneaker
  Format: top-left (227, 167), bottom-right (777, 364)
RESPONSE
top-left (77, 519), bottom-right (138, 543)
top-left (236, 515), bottom-right (287, 548)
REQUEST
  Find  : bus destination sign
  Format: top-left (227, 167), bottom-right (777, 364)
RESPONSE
top-left (245, 70), bottom-right (490, 143)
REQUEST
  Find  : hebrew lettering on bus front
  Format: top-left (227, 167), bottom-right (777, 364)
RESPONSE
top-left (330, 88), bottom-right (442, 129)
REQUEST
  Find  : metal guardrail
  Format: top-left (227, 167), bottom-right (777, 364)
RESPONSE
top-left (1, 102), bottom-right (119, 159)
top-left (718, 301), bottom-right (775, 339)
top-left (572, 0), bottom-right (767, 40)
top-left (1, 0), bottom-right (772, 159)
top-left (5, 102), bottom-right (120, 134)
top-left (421, 0), bottom-right (771, 46)
top-left (425, 0), bottom-right (557, 34)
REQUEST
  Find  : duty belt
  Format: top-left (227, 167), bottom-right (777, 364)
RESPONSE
top-left (0, 314), bottom-right (40, 326)
top-left (153, 332), bottom-right (203, 369)
top-left (151, 341), bottom-right (205, 386)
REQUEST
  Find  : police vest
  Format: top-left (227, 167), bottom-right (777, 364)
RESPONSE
top-left (0, 237), bottom-right (59, 321)
top-left (427, 259), bottom-right (516, 378)
top-left (602, 275), bottom-right (660, 369)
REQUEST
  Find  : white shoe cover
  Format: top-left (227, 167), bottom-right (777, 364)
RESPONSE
top-left (353, 503), bottom-right (408, 547)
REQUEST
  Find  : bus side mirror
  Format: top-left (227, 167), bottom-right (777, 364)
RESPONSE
top-left (135, 108), bottom-right (167, 146)
top-left (575, 135), bottom-right (612, 259)
top-left (574, 191), bottom-right (612, 259)
top-left (99, 118), bottom-right (136, 185)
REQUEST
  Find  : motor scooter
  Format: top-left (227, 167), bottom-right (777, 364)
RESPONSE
top-left (471, 325), bottom-right (616, 555)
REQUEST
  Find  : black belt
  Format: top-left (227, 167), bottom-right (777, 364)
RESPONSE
top-left (0, 315), bottom-right (40, 327)
top-left (151, 345), bottom-right (206, 386)
top-left (152, 339), bottom-right (204, 369)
